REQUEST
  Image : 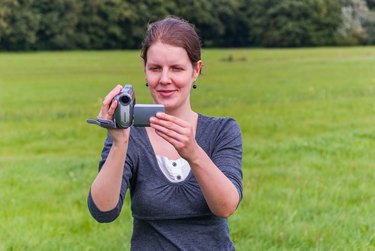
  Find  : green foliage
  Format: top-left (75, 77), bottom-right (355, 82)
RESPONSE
top-left (366, 0), bottom-right (375, 8)
top-left (167, 0), bottom-right (249, 47)
top-left (0, 0), bottom-right (249, 50)
top-left (363, 10), bottom-right (375, 43)
top-left (0, 0), bottom-right (14, 31)
top-left (0, 0), bottom-right (40, 50)
top-left (247, 0), bottom-right (342, 47)
top-left (75, 0), bottom-right (133, 49)
top-left (1, 48), bottom-right (375, 250)
top-left (336, 0), bottom-right (371, 45)
top-left (33, 0), bottom-right (80, 50)
top-left (2, 0), bottom-right (375, 49)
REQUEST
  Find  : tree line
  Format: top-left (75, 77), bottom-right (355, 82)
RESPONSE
top-left (1, 0), bottom-right (375, 51)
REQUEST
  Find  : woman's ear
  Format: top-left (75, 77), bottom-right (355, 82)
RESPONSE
top-left (193, 60), bottom-right (203, 81)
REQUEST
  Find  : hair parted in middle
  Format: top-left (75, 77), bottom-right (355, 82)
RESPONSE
top-left (140, 16), bottom-right (202, 73)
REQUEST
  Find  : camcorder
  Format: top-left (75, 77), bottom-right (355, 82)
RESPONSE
top-left (87, 84), bottom-right (164, 129)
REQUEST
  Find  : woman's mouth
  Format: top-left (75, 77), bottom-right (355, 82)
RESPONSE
top-left (157, 90), bottom-right (176, 97)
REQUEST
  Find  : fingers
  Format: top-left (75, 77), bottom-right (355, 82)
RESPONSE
top-left (150, 113), bottom-right (198, 159)
top-left (151, 122), bottom-right (184, 144)
top-left (154, 112), bottom-right (189, 128)
top-left (107, 100), bottom-right (118, 117)
top-left (150, 113), bottom-right (187, 136)
top-left (103, 85), bottom-right (123, 106)
top-left (150, 113), bottom-right (193, 143)
top-left (98, 85), bottom-right (123, 120)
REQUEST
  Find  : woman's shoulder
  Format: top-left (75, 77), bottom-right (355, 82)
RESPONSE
top-left (198, 113), bottom-right (240, 128)
top-left (197, 113), bottom-right (241, 136)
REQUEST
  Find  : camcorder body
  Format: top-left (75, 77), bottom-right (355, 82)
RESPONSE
top-left (87, 84), bottom-right (164, 129)
top-left (113, 85), bottom-right (135, 128)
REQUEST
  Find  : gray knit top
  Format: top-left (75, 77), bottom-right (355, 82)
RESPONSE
top-left (88, 114), bottom-right (243, 250)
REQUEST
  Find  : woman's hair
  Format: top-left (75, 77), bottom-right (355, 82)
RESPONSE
top-left (141, 16), bottom-right (202, 69)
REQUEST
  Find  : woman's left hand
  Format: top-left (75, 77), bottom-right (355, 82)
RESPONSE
top-left (149, 113), bottom-right (198, 160)
top-left (151, 112), bottom-right (240, 218)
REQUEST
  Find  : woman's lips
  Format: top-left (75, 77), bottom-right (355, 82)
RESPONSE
top-left (158, 90), bottom-right (176, 97)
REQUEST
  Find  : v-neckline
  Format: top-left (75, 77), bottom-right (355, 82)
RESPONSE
top-left (145, 113), bottom-right (201, 159)
top-left (139, 114), bottom-right (201, 184)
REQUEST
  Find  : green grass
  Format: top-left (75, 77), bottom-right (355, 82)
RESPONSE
top-left (1, 47), bottom-right (375, 250)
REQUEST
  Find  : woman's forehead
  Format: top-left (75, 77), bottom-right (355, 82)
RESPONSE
top-left (147, 42), bottom-right (190, 65)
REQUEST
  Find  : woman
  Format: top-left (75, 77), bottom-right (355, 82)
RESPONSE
top-left (88, 16), bottom-right (243, 250)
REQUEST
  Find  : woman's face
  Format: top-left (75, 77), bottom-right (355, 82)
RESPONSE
top-left (145, 41), bottom-right (202, 112)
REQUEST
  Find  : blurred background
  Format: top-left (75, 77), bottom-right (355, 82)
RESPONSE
top-left (1, 0), bottom-right (375, 50)
top-left (1, 1), bottom-right (375, 250)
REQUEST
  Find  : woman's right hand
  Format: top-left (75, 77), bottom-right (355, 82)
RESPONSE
top-left (98, 85), bottom-right (130, 145)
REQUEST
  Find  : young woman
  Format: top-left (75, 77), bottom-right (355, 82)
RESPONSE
top-left (88, 16), bottom-right (243, 250)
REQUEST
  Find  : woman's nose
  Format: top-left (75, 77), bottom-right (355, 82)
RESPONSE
top-left (160, 68), bottom-right (171, 84)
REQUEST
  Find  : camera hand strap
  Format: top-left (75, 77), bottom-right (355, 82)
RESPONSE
top-left (86, 118), bottom-right (117, 129)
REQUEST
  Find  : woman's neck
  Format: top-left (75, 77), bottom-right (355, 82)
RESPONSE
top-left (165, 106), bottom-right (197, 125)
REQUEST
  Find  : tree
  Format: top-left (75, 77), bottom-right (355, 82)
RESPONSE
top-left (74, 0), bottom-right (132, 49)
top-left (0, 0), bottom-right (41, 50)
top-left (0, 0), bottom-right (15, 33)
top-left (3, 0), bottom-right (375, 50)
top-left (209, 0), bottom-right (250, 47)
top-left (32, 0), bottom-right (80, 50)
top-left (365, 0), bottom-right (375, 8)
top-left (246, 0), bottom-right (341, 47)
top-left (336, 0), bottom-right (371, 45)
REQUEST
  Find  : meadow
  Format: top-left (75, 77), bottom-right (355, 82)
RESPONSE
top-left (1, 47), bottom-right (375, 250)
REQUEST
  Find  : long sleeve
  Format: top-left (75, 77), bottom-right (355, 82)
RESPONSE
top-left (87, 133), bottom-right (134, 222)
top-left (210, 118), bottom-right (243, 202)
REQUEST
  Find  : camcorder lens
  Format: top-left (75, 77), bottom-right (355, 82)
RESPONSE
top-left (119, 95), bottom-right (131, 105)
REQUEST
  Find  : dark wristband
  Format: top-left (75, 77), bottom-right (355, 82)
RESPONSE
top-left (86, 118), bottom-right (117, 129)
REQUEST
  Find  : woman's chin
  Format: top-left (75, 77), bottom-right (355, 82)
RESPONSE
top-left (153, 98), bottom-right (173, 108)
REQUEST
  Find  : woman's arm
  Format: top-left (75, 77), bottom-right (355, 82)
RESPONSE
top-left (90, 135), bottom-right (129, 212)
top-left (186, 145), bottom-right (240, 218)
top-left (89, 85), bottom-right (130, 212)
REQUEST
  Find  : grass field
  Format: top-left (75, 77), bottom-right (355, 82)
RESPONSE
top-left (1, 47), bottom-right (375, 250)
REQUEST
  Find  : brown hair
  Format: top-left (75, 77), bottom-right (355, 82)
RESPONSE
top-left (141, 16), bottom-right (202, 69)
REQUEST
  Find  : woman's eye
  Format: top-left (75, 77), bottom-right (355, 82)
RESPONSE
top-left (149, 66), bottom-right (161, 71)
top-left (172, 67), bottom-right (184, 72)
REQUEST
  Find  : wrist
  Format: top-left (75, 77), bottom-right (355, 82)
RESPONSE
top-left (112, 141), bottom-right (127, 148)
top-left (109, 139), bottom-right (128, 160)
top-left (186, 145), bottom-right (205, 166)
top-left (110, 128), bottom-right (130, 147)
